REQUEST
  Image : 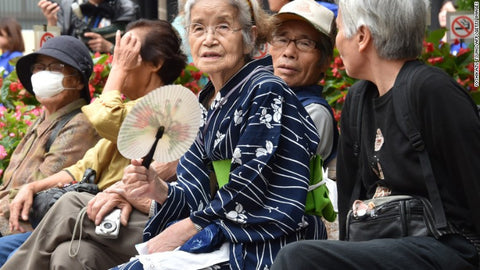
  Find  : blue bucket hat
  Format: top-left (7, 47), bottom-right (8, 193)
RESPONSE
top-left (16, 35), bottom-right (93, 102)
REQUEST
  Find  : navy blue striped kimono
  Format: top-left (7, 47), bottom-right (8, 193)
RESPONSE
top-left (118, 57), bottom-right (327, 270)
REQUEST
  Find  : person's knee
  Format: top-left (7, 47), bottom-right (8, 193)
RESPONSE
top-left (271, 241), bottom-right (306, 269)
top-left (50, 242), bottom-right (86, 270)
top-left (52, 240), bottom-right (126, 270)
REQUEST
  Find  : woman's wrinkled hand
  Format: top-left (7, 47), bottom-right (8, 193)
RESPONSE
top-left (146, 218), bottom-right (198, 254)
top-left (109, 159), bottom-right (169, 204)
top-left (86, 191), bottom-right (133, 226)
top-left (111, 30), bottom-right (142, 72)
top-left (9, 184), bottom-right (36, 232)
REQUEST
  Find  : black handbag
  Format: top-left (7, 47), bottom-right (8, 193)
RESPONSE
top-left (28, 168), bottom-right (99, 228)
top-left (345, 195), bottom-right (440, 241)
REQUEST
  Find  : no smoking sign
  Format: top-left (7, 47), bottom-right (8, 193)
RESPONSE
top-left (40, 32), bottom-right (55, 47)
top-left (447, 12), bottom-right (475, 42)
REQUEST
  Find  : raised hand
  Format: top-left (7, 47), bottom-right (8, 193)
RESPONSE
top-left (38, 0), bottom-right (59, 26)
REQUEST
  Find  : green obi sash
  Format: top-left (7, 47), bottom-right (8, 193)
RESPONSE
top-left (211, 155), bottom-right (336, 221)
top-left (305, 155), bottom-right (336, 221)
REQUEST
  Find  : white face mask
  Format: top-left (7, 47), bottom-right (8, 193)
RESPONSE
top-left (31, 71), bottom-right (76, 99)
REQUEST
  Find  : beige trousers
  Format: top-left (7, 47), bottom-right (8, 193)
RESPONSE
top-left (1, 192), bottom-right (148, 270)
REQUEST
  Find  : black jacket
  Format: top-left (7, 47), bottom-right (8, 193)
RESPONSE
top-left (337, 60), bottom-right (480, 239)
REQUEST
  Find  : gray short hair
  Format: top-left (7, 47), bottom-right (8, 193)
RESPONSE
top-left (338, 0), bottom-right (429, 60)
top-left (184, 0), bottom-right (272, 58)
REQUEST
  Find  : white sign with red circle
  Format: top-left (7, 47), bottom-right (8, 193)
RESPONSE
top-left (33, 25), bottom-right (61, 51)
top-left (447, 12), bottom-right (475, 42)
top-left (40, 32), bottom-right (55, 47)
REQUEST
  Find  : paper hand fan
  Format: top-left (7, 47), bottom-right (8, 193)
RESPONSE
top-left (117, 85), bottom-right (201, 167)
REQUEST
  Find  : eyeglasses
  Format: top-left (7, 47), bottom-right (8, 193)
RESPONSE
top-left (187, 23), bottom-right (242, 38)
top-left (270, 35), bottom-right (318, 52)
top-left (31, 63), bottom-right (75, 74)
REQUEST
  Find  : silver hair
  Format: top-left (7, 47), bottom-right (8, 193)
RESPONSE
top-left (338, 0), bottom-right (429, 60)
top-left (184, 0), bottom-right (266, 57)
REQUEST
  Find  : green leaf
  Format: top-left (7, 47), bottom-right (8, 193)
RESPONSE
top-left (92, 54), bottom-right (109, 65)
top-left (471, 91), bottom-right (480, 104)
top-left (426, 29), bottom-right (446, 45)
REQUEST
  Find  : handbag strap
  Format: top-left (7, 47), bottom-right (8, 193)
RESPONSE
top-left (392, 69), bottom-right (448, 229)
top-left (45, 108), bottom-right (82, 152)
top-left (350, 82), bottom-right (368, 207)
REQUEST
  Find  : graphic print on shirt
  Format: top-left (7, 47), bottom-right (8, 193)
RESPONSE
top-left (371, 128), bottom-right (385, 180)
top-left (374, 128), bottom-right (384, 151)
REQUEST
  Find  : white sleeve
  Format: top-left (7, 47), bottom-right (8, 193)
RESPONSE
top-left (304, 103), bottom-right (334, 161)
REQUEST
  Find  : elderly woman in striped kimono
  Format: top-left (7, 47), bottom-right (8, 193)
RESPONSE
top-left (114, 0), bottom-right (327, 269)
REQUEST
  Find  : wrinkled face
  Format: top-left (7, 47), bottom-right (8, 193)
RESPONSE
top-left (269, 20), bottom-right (325, 87)
top-left (33, 55), bottom-right (81, 88)
top-left (187, 0), bottom-right (249, 82)
top-left (335, 9), bottom-right (360, 78)
top-left (32, 55), bottom-right (83, 103)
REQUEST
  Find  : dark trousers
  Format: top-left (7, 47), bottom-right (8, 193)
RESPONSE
top-left (271, 235), bottom-right (478, 270)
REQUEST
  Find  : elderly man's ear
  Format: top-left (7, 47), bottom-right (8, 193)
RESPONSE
top-left (356, 25), bottom-right (372, 53)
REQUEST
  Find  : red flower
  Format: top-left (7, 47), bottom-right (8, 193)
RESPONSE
top-left (0, 145), bottom-right (7, 160)
top-left (332, 108), bottom-right (341, 122)
top-left (425, 42), bottom-right (435, 53)
top-left (332, 67), bottom-right (340, 78)
top-left (93, 64), bottom-right (105, 73)
top-left (467, 63), bottom-right (474, 73)
top-left (339, 84), bottom-right (348, 90)
top-left (427, 56), bottom-right (443, 65)
top-left (192, 71), bottom-right (203, 81)
top-left (457, 48), bottom-right (470, 57)
top-left (106, 54), bottom-right (113, 64)
top-left (9, 82), bottom-right (18, 92)
top-left (89, 84), bottom-right (96, 98)
top-left (334, 56), bottom-right (343, 67)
